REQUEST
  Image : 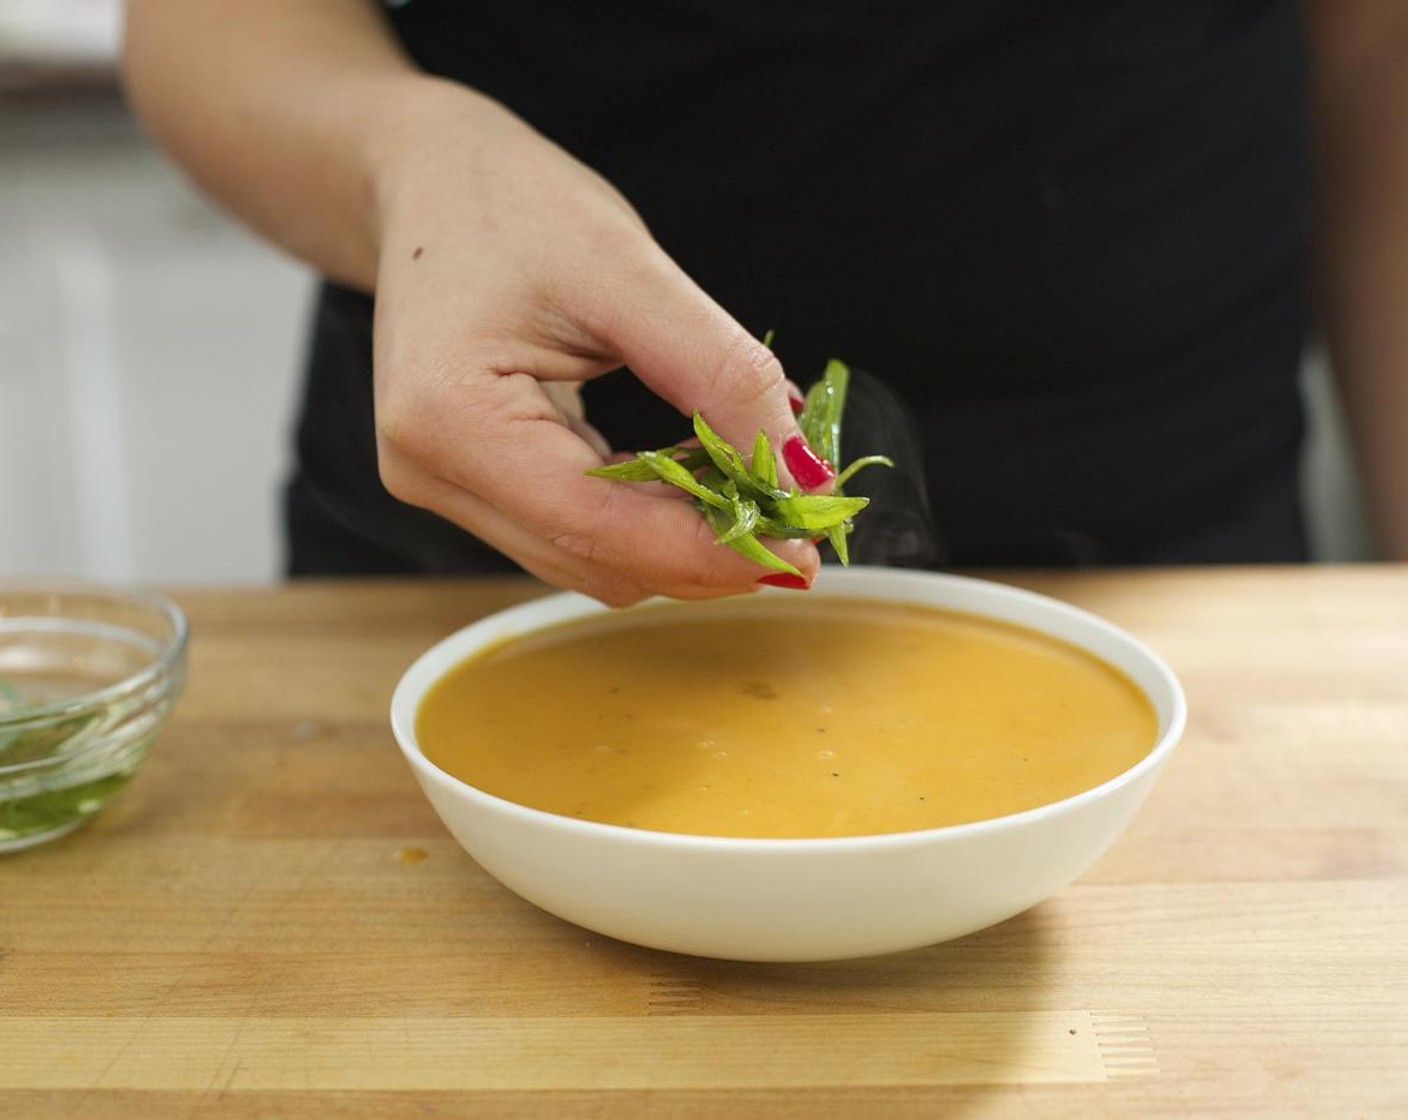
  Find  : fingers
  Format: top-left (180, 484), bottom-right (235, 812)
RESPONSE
top-left (376, 368), bottom-right (822, 602)
top-left (567, 244), bottom-right (834, 494)
top-left (383, 442), bottom-right (819, 605)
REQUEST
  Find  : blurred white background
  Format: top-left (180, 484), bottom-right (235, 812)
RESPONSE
top-left (2, 0), bottom-right (309, 582)
top-left (0, 3), bottom-right (1372, 584)
top-left (1, 94), bottom-right (309, 583)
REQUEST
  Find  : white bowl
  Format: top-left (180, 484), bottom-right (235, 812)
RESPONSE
top-left (391, 568), bottom-right (1185, 961)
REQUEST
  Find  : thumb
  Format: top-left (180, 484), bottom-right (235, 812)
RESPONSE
top-left (584, 245), bottom-right (836, 493)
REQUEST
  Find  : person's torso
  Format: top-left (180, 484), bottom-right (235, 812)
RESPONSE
top-left (299, 1), bottom-right (1310, 568)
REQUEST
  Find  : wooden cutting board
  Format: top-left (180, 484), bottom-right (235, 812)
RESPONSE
top-left (1, 570), bottom-right (1405, 1117)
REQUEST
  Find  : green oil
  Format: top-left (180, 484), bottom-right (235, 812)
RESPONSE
top-left (0, 653), bottom-right (161, 851)
top-left (0, 767), bottom-right (141, 846)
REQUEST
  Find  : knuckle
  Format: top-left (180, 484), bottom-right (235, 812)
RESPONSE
top-left (374, 367), bottom-right (451, 458)
top-left (373, 386), bottom-right (436, 503)
top-left (548, 478), bottom-right (626, 566)
top-left (374, 384), bottom-right (418, 454)
top-left (714, 332), bottom-right (786, 409)
top-left (547, 487), bottom-right (670, 600)
top-left (374, 353), bottom-right (523, 493)
top-left (585, 219), bottom-right (645, 264)
top-left (548, 528), bottom-right (606, 566)
top-left (375, 448), bottom-right (426, 506)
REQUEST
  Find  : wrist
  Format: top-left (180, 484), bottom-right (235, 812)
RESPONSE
top-left (360, 78), bottom-right (528, 272)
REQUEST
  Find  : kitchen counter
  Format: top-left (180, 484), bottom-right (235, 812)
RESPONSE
top-left (2, 569), bottom-right (1405, 1117)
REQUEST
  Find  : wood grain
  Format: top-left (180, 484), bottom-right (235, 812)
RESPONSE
top-left (1, 569), bottom-right (1405, 1117)
top-left (1, 1011), bottom-right (1146, 1090)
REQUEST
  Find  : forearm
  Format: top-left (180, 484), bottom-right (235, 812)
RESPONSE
top-left (1308, 0), bottom-right (1408, 559)
top-left (123, 0), bottom-right (452, 290)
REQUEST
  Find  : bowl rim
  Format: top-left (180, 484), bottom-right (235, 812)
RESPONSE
top-left (0, 581), bottom-right (189, 742)
top-left (391, 567), bottom-right (1187, 853)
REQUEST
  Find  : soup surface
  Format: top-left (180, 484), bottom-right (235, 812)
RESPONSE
top-left (417, 597), bottom-right (1158, 839)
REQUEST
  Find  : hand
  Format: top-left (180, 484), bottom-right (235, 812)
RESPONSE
top-left (368, 82), bottom-right (827, 604)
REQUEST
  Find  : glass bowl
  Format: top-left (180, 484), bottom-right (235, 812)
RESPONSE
top-left (0, 584), bottom-right (188, 853)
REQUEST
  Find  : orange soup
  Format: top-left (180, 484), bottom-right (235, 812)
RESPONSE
top-left (416, 597), bottom-right (1158, 839)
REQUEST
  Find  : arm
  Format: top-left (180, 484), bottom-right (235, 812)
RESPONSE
top-left (123, 0), bottom-right (416, 290)
top-left (1307, 0), bottom-right (1408, 559)
top-left (123, 0), bottom-right (823, 602)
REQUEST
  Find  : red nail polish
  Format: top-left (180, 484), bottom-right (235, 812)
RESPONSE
top-left (781, 435), bottom-right (835, 491)
top-left (788, 390), bottom-right (806, 416)
top-left (758, 572), bottom-right (811, 590)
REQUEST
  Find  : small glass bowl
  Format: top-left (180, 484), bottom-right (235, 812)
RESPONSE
top-left (0, 584), bottom-right (188, 853)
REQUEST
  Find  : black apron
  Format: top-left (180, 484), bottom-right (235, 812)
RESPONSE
top-left (286, 0), bottom-right (1310, 574)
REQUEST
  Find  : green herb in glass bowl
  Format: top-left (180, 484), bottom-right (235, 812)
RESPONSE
top-left (0, 584), bottom-right (188, 853)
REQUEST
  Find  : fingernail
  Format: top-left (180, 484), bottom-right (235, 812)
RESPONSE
top-left (782, 435), bottom-right (835, 491)
top-left (788, 389), bottom-right (806, 416)
top-left (758, 572), bottom-right (811, 590)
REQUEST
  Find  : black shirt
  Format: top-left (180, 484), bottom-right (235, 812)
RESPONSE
top-left (286, 0), bottom-right (1310, 574)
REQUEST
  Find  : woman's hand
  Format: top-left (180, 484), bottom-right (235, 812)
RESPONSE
top-left (124, 4), bottom-right (829, 601)
top-left (367, 82), bottom-right (825, 604)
